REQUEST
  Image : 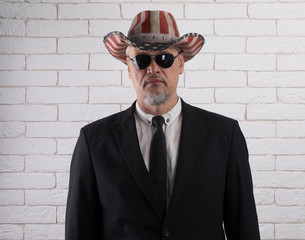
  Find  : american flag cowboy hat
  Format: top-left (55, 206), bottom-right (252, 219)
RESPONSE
top-left (103, 10), bottom-right (205, 64)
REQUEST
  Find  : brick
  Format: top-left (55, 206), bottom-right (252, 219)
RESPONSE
top-left (25, 155), bottom-right (71, 173)
top-left (26, 87), bottom-right (88, 103)
top-left (0, 156), bottom-right (24, 172)
top-left (194, 104), bottom-right (246, 120)
top-left (0, 206), bottom-right (56, 224)
top-left (0, 88), bottom-right (25, 104)
top-left (0, 38), bottom-right (56, 54)
top-left (122, 70), bottom-right (135, 87)
top-left (254, 188), bottom-right (274, 205)
top-left (26, 122), bottom-right (86, 138)
top-left (185, 71), bottom-right (246, 88)
top-left (278, 55), bottom-right (305, 70)
top-left (276, 189), bottom-right (305, 206)
top-left (216, 54), bottom-right (276, 71)
top-left (184, 54), bottom-right (214, 71)
top-left (0, 138), bottom-right (56, 155)
top-left (0, 173), bottom-right (55, 189)
top-left (59, 3), bottom-right (120, 19)
top-left (240, 122), bottom-right (276, 138)
top-left (0, 105), bottom-right (57, 121)
top-left (154, 0), bottom-right (212, 2)
top-left (248, 71), bottom-right (305, 87)
top-left (176, 20), bottom-right (213, 36)
top-left (278, 20), bottom-right (305, 36)
top-left (25, 224), bottom-right (64, 240)
top-left (0, 3), bottom-right (56, 19)
top-left (215, 20), bottom-right (276, 36)
top-left (57, 139), bottom-right (77, 155)
top-left (217, 0), bottom-right (275, 2)
top-left (177, 88), bottom-right (214, 104)
top-left (90, 87), bottom-right (136, 104)
top-left (216, 88), bottom-right (276, 103)
top-left (59, 104), bottom-right (120, 121)
top-left (257, 206), bottom-right (305, 223)
top-left (247, 104), bottom-right (305, 120)
top-left (90, 20), bottom-right (132, 36)
top-left (275, 224), bottom-right (305, 239)
top-left (248, 139), bottom-right (305, 155)
top-left (259, 224), bottom-right (274, 240)
top-left (277, 156), bottom-right (305, 171)
top-left (27, 54), bottom-right (89, 70)
top-left (0, 19), bottom-right (25, 36)
top-left (253, 171), bottom-right (305, 188)
top-left (0, 190), bottom-right (24, 206)
top-left (185, 4), bottom-right (247, 19)
top-left (249, 156), bottom-right (275, 171)
top-left (57, 207), bottom-right (66, 223)
top-left (0, 224), bottom-right (23, 240)
top-left (121, 4), bottom-right (183, 19)
top-left (90, 54), bottom-right (126, 70)
top-left (278, 121), bottom-right (305, 138)
top-left (249, 3), bottom-right (305, 19)
top-left (28, 0), bottom-right (86, 2)
top-left (0, 55), bottom-right (25, 70)
top-left (56, 173), bottom-right (69, 189)
top-left (59, 71), bottom-right (121, 86)
top-left (0, 122), bottom-right (25, 138)
top-left (25, 190), bottom-right (68, 206)
top-left (278, 88), bottom-right (305, 104)
top-left (27, 20), bottom-right (88, 37)
top-left (203, 37), bottom-right (245, 53)
top-left (247, 37), bottom-right (305, 54)
top-left (0, 71), bottom-right (57, 87)
top-left (58, 38), bottom-right (106, 53)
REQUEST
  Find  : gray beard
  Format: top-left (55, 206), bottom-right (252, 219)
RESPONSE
top-left (144, 92), bottom-right (168, 106)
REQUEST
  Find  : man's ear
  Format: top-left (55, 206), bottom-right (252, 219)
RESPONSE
top-left (179, 54), bottom-right (185, 75)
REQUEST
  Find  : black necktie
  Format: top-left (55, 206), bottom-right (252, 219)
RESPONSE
top-left (150, 116), bottom-right (167, 217)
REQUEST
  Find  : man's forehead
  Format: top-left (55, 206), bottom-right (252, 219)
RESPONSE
top-left (131, 46), bottom-right (177, 55)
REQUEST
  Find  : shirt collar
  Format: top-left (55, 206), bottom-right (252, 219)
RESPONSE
top-left (135, 98), bottom-right (182, 126)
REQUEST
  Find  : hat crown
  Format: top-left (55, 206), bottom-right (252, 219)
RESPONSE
top-left (127, 10), bottom-right (180, 43)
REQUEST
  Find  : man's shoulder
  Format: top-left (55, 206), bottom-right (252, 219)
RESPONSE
top-left (183, 102), bottom-right (236, 126)
top-left (81, 104), bottom-right (134, 136)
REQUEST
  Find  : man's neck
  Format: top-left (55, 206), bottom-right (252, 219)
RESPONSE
top-left (137, 96), bottom-right (179, 116)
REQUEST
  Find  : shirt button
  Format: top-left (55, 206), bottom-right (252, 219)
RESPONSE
top-left (163, 230), bottom-right (170, 237)
top-left (166, 118), bottom-right (170, 123)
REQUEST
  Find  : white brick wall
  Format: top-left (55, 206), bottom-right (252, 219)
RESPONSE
top-left (0, 0), bottom-right (305, 239)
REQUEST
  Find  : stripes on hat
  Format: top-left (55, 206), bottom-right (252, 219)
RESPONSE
top-left (104, 10), bottom-right (205, 64)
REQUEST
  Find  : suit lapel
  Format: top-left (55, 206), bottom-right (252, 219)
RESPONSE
top-left (113, 103), bottom-right (163, 220)
top-left (167, 101), bottom-right (207, 215)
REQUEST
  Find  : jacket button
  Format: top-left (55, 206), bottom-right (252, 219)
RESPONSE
top-left (163, 230), bottom-right (170, 237)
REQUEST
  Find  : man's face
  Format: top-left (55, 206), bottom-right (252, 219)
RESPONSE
top-left (127, 46), bottom-right (184, 108)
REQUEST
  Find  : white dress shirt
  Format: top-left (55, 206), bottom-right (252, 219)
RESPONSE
top-left (134, 98), bottom-right (182, 203)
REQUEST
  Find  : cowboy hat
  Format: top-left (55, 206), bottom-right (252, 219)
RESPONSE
top-left (103, 10), bottom-right (205, 64)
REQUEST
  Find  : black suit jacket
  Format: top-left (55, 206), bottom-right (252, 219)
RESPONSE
top-left (65, 100), bottom-right (260, 240)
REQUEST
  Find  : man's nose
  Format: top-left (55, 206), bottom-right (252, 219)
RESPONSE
top-left (146, 58), bottom-right (161, 74)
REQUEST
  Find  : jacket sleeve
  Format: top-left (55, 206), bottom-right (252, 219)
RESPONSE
top-left (65, 128), bottom-right (102, 239)
top-left (223, 121), bottom-right (261, 240)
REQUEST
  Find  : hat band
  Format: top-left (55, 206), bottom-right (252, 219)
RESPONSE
top-left (129, 33), bottom-right (178, 44)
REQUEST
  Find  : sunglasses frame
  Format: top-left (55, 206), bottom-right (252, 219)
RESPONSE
top-left (128, 50), bottom-right (182, 70)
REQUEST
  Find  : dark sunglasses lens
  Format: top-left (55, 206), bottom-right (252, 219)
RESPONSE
top-left (135, 55), bottom-right (151, 69)
top-left (155, 54), bottom-right (175, 68)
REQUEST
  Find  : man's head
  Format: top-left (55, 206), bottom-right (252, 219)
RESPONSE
top-left (103, 10), bottom-right (204, 111)
top-left (127, 45), bottom-right (184, 108)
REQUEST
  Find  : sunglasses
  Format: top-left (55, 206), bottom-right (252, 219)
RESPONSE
top-left (128, 50), bottom-right (182, 70)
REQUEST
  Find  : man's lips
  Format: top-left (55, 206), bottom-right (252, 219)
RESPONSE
top-left (146, 78), bottom-right (164, 85)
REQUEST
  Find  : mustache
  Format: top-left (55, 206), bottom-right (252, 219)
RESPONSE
top-left (143, 75), bottom-right (167, 87)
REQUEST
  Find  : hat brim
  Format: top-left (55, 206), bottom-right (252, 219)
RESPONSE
top-left (103, 31), bottom-right (205, 64)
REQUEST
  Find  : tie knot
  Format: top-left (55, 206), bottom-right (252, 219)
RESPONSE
top-left (152, 116), bottom-right (165, 128)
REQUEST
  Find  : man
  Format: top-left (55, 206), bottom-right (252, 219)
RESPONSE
top-left (65, 10), bottom-right (260, 240)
